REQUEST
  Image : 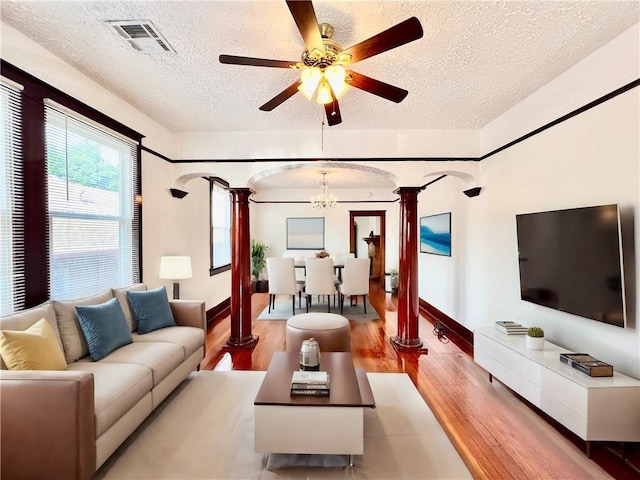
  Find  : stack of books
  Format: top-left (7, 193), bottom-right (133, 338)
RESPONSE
top-left (559, 353), bottom-right (614, 377)
top-left (290, 370), bottom-right (330, 396)
top-left (494, 321), bottom-right (528, 335)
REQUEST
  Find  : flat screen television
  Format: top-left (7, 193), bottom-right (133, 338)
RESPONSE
top-left (516, 204), bottom-right (626, 327)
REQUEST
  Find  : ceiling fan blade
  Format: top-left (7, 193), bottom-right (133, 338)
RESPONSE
top-left (219, 55), bottom-right (296, 68)
top-left (341, 17), bottom-right (423, 64)
top-left (324, 88), bottom-right (342, 126)
top-left (286, 0), bottom-right (325, 55)
top-left (259, 81), bottom-right (301, 111)
top-left (347, 71), bottom-right (408, 103)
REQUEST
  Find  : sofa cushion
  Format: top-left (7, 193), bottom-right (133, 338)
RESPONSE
top-left (99, 342), bottom-right (184, 387)
top-left (76, 298), bottom-right (133, 361)
top-left (0, 301), bottom-right (62, 370)
top-left (54, 290), bottom-right (115, 363)
top-left (132, 326), bottom-right (204, 359)
top-left (112, 283), bottom-right (147, 332)
top-left (67, 361), bottom-right (153, 437)
top-left (127, 287), bottom-right (176, 334)
top-left (0, 318), bottom-right (67, 371)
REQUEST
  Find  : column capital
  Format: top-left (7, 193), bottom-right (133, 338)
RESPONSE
top-left (393, 186), bottom-right (425, 196)
top-left (228, 187), bottom-right (255, 194)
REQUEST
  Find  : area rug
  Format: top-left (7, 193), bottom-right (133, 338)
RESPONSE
top-left (257, 297), bottom-right (380, 322)
top-left (95, 371), bottom-right (471, 479)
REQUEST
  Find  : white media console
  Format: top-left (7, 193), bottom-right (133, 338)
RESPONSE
top-left (474, 327), bottom-right (640, 448)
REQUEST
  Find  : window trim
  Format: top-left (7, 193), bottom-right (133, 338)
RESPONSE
top-left (209, 176), bottom-right (231, 276)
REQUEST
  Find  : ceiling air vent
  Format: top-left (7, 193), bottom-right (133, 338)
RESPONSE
top-left (107, 20), bottom-right (176, 54)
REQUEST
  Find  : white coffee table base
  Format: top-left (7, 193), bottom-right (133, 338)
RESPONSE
top-left (255, 405), bottom-right (364, 459)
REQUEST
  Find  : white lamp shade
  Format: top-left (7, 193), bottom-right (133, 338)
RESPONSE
top-left (159, 256), bottom-right (192, 280)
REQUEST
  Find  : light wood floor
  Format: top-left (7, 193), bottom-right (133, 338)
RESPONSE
top-left (201, 282), bottom-right (616, 479)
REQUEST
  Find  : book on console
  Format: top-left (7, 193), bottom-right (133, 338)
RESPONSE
top-left (290, 388), bottom-right (330, 397)
top-left (291, 370), bottom-right (329, 385)
top-left (495, 321), bottom-right (522, 327)
top-left (559, 353), bottom-right (613, 377)
top-left (495, 326), bottom-right (528, 335)
top-left (494, 321), bottom-right (528, 335)
top-left (290, 382), bottom-right (330, 390)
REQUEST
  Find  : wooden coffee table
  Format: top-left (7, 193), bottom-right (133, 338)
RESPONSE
top-left (254, 352), bottom-right (375, 465)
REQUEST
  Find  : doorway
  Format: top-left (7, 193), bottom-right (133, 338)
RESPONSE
top-left (349, 210), bottom-right (386, 289)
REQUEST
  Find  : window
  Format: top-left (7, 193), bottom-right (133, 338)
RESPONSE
top-left (210, 178), bottom-right (231, 274)
top-left (45, 104), bottom-right (139, 300)
top-left (0, 81), bottom-right (25, 315)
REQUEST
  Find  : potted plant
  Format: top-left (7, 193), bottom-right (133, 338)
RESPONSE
top-left (389, 268), bottom-right (399, 295)
top-left (526, 326), bottom-right (545, 350)
top-left (251, 240), bottom-right (268, 292)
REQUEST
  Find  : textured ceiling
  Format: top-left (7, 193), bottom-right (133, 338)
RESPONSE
top-left (2, 0), bottom-right (638, 134)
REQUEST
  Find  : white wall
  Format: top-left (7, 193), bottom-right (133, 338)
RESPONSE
top-left (176, 128), bottom-right (481, 160)
top-left (141, 158), bottom-right (231, 307)
top-left (417, 176), bottom-right (470, 321)
top-left (250, 188), bottom-right (399, 277)
top-left (414, 22), bottom-right (640, 378)
top-left (467, 89), bottom-right (639, 377)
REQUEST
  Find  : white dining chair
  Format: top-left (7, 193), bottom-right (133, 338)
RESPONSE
top-left (283, 251), bottom-right (306, 283)
top-left (332, 252), bottom-right (355, 264)
top-left (266, 257), bottom-right (303, 314)
top-left (331, 252), bottom-right (354, 281)
top-left (338, 257), bottom-right (371, 314)
top-left (304, 257), bottom-right (338, 313)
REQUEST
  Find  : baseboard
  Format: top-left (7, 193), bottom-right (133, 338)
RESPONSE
top-left (418, 299), bottom-right (473, 356)
top-left (207, 298), bottom-right (230, 326)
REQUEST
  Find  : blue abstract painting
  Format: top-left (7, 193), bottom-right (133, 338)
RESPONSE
top-left (420, 213), bottom-right (451, 256)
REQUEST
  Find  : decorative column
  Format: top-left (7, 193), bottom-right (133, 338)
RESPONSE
top-left (391, 187), bottom-right (427, 352)
top-left (226, 188), bottom-right (258, 349)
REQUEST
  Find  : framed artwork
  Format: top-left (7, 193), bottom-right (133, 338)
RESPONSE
top-left (420, 213), bottom-right (451, 256)
top-left (286, 217), bottom-right (325, 250)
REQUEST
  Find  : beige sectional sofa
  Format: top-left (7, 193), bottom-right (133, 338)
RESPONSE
top-left (0, 283), bottom-right (206, 480)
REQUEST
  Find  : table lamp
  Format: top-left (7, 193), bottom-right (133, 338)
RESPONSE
top-left (159, 256), bottom-right (192, 299)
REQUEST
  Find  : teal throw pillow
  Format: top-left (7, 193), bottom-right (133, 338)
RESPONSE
top-left (127, 286), bottom-right (176, 334)
top-left (75, 298), bottom-right (133, 361)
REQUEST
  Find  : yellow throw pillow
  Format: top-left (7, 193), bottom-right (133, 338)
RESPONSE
top-left (0, 318), bottom-right (67, 370)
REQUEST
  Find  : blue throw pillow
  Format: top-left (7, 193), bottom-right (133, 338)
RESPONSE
top-left (127, 286), bottom-right (176, 334)
top-left (75, 298), bottom-right (133, 361)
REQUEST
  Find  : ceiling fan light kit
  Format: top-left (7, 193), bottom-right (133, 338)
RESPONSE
top-left (219, 0), bottom-right (423, 126)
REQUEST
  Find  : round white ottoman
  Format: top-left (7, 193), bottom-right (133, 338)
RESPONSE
top-left (285, 313), bottom-right (350, 352)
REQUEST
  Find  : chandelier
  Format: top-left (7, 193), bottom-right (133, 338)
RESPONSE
top-left (310, 171), bottom-right (337, 209)
top-left (295, 23), bottom-right (351, 105)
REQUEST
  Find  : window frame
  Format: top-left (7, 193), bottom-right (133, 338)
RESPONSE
top-left (209, 176), bottom-right (231, 275)
top-left (0, 60), bottom-right (143, 309)
top-left (45, 103), bottom-right (139, 300)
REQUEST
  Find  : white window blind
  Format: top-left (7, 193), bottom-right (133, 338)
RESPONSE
top-left (211, 180), bottom-right (231, 270)
top-left (45, 105), bottom-right (139, 300)
top-left (0, 81), bottom-right (25, 315)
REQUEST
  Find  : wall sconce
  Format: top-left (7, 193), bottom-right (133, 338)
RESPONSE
top-left (159, 256), bottom-right (192, 299)
top-left (170, 188), bottom-right (189, 199)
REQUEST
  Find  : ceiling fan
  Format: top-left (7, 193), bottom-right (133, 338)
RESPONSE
top-left (219, 0), bottom-right (423, 126)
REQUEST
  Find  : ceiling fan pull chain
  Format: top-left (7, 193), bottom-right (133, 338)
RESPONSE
top-left (321, 109), bottom-right (325, 151)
